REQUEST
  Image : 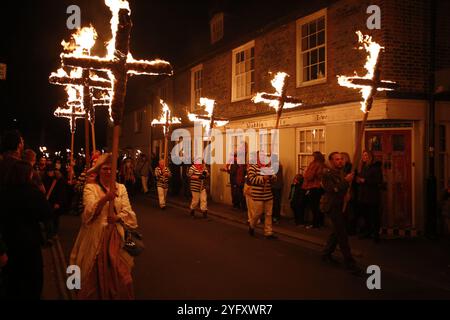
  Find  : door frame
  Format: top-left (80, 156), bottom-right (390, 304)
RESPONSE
top-left (363, 126), bottom-right (416, 228)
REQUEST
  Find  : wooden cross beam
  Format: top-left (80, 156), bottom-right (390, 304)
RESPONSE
top-left (54, 104), bottom-right (85, 183)
top-left (337, 31), bottom-right (399, 212)
top-left (252, 72), bottom-right (302, 129)
top-left (57, 1), bottom-right (173, 219)
top-left (151, 99), bottom-right (181, 166)
top-left (188, 98), bottom-right (229, 138)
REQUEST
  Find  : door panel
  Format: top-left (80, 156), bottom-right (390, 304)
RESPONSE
top-left (365, 130), bottom-right (412, 229)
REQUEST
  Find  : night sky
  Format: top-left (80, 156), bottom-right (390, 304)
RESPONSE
top-left (0, 0), bottom-right (213, 153)
top-left (0, 0), bottom-right (303, 154)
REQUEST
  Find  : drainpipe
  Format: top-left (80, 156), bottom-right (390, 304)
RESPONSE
top-left (426, 0), bottom-right (437, 238)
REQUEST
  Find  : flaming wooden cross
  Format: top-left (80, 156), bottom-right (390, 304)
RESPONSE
top-left (252, 72), bottom-right (302, 129)
top-left (57, 0), bottom-right (173, 218)
top-left (188, 97), bottom-right (229, 138)
top-left (338, 31), bottom-right (399, 212)
top-left (50, 26), bottom-right (112, 164)
top-left (53, 103), bottom-right (85, 183)
top-left (151, 99), bottom-right (181, 166)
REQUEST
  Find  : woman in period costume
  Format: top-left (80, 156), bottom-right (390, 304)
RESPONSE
top-left (70, 153), bottom-right (138, 299)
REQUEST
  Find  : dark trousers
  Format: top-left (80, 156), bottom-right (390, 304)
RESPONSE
top-left (359, 203), bottom-right (381, 239)
top-left (323, 207), bottom-right (355, 266)
top-left (271, 188), bottom-right (282, 219)
top-left (299, 188), bottom-right (324, 227)
top-left (231, 185), bottom-right (246, 210)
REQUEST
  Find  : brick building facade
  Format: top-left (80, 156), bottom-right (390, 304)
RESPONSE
top-left (112, 0), bottom-right (450, 234)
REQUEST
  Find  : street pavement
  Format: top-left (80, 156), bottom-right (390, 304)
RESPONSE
top-left (54, 193), bottom-right (450, 300)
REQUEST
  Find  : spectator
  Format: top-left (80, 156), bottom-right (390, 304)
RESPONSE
top-left (23, 149), bottom-right (46, 194)
top-left (289, 173), bottom-right (305, 225)
top-left (135, 153), bottom-right (150, 194)
top-left (356, 150), bottom-right (383, 243)
top-left (0, 160), bottom-right (52, 299)
top-left (220, 152), bottom-right (247, 211)
top-left (300, 151), bottom-right (326, 228)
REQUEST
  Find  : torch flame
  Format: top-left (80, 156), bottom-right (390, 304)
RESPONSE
top-left (337, 31), bottom-right (394, 113)
top-left (252, 72), bottom-right (301, 111)
top-left (151, 99), bottom-right (181, 135)
top-left (188, 98), bottom-right (228, 133)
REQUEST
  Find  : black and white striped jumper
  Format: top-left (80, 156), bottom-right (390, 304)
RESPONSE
top-left (247, 164), bottom-right (273, 201)
top-left (187, 165), bottom-right (208, 192)
top-left (155, 166), bottom-right (171, 189)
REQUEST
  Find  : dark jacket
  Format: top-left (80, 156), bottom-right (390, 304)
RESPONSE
top-left (0, 183), bottom-right (52, 299)
top-left (320, 167), bottom-right (350, 213)
top-left (357, 161), bottom-right (383, 205)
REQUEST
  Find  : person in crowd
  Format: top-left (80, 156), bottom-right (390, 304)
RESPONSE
top-left (42, 164), bottom-right (67, 240)
top-left (23, 149), bottom-right (46, 194)
top-left (120, 158), bottom-right (136, 197)
top-left (321, 152), bottom-right (361, 274)
top-left (289, 173), bottom-right (305, 225)
top-left (155, 158), bottom-right (171, 210)
top-left (341, 152), bottom-right (359, 236)
top-left (300, 151), bottom-right (326, 228)
top-left (243, 152), bottom-right (257, 226)
top-left (271, 154), bottom-right (283, 224)
top-left (37, 156), bottom-right (47, 179)
top-left (0, 130), bottom-right (24, 190)
top-left (356, 150), bottom-right (383, 243)
top-left (135, 153), bottom-right (150, 194)
top-left (73, 156), bottom-right (85, 179)
top-left (220, 152), bottom-right (247, 211)
top-left (70, 153), bottom-right (138, 299)
top-left (247, 152), bottom-right (278, 239)
top-left (187, 158), bottom-right (209, 218)
top-left (0, 160), bottom-right (52, 299)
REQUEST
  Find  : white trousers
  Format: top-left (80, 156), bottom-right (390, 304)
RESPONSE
top-left (190, 189), bottom-right (207, 211)
top-left (245, 195), bottom-right (254, 224)
top-left (157, 187), bottom-right (168, 208)
top-left (250, 199), bottom-right (273, 236)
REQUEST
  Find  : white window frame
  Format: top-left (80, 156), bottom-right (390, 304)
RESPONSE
top-left (296, 127), bottom-right (326, 173)
top-left (231, 40), bottom-right (255, 102)
top-left (210, 12), bottom-right (224, 44)
top-left (190, 64), bottom-right (203, 112)
top-left (296, 8), bottom-right (327, 88)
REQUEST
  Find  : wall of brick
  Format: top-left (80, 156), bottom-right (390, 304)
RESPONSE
top-left (145, 0), bottom-right (447, 124)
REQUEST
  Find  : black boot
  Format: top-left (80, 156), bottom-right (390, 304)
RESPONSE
top-left (202, 211), bottom-right (208, 219)
top-left (190, 209), bottom-right (195, 217)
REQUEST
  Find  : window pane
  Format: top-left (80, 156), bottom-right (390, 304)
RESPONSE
top-left (303, 67), bottom-right (309, 82)
top-left (302, 24), bottom-right (308, 37)
top-left (318, 63), bottom-right (325, 79)
top-left (309, 21), bottom-right (316, 34)
top-left (309, 34), bottom-right (317, 48)
top-left (393, 135), bottom-right (405, 151)
top-left (319, 47), bottom-right (325, 62)
top-left (251, 47), bottom-right (255, 57)
top-left (302, 37), bottom-right (308, 51)
top-left (318, 30), bottom-right (325, 46)
top-left (303, 52), bottom-right (309, 66)
top-left (369, 135), bottom-right (382, 151)
top-left (318, 17), bottom-right (325, 31)
top-left (306, 130), bottom-right (312, 141)
top-left (300, 131), bottom-right (305, 141)
top-left (311, 49), bottom-right (318, 64)
top-left (311, 64), bottom-right (318, 80)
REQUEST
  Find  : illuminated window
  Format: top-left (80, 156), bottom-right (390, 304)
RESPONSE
top-left (297, 9), bottom-right (327, 86)
top-left (297, 127), bottom-right (326, 173)
top-left (232, 40), bottom-right (255, 102)
top-left (190, 65), bottom-right (203, 112)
